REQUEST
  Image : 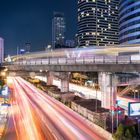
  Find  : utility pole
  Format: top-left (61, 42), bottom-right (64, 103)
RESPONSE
top-left (95, 84), bottom-right (98, 112)
top-left (110, 73), bottom-right (114, 134)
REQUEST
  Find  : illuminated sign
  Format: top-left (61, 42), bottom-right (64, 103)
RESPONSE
top-left (128, 102), bottom-right (140, 117)
top-left (1, 85), bottom-right (8, 96)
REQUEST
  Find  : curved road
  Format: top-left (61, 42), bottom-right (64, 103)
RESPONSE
top-left (4, 77), bottom-right (107, 140)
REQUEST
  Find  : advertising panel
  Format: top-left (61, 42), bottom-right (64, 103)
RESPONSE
top-left (128, 102), bottom-right (140, 117)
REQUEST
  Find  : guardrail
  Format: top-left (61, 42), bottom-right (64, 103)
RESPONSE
top-left (8, 55), bottom-right (140, 65)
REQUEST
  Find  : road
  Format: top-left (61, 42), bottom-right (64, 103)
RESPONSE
top-left (4, 77), bottom-right (106, 140)
top-left (3, 77), bottom-right (44, 140)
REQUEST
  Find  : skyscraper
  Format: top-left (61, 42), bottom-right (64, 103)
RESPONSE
top-left (0, 37), bottom-right (4, 64)
top-left (65, 40), bottom-right (75, 48)
top-left (77, 0), bottom-right (119, 47)
top-left (52, 12), bottom-right (66, 49)
top-left (119, 0), bottom-right (140, 44)
top-left (25, 43), bottom-right (31, 53)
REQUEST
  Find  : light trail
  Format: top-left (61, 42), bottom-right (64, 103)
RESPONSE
top-left (15, 77), bottom-right (106, 140)
top-left (3, 77), bottom-right (44, 140)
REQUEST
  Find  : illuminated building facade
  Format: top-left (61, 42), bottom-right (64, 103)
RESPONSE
top-left (77, 0), bottom-right (119, 47)
top-left (52, 12), bottom-right (66, 49)
top-left (0, 37), bottom-right (4, 64)
top-left (65, 40), bottom-right (75, 48)
top-left (119, 0), bottom-right (140, 44)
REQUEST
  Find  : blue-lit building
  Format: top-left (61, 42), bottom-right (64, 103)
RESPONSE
top-left (119, 0), bottom-right (140, 44)
top-left (52, 12), bottom-right (66, 49)
top-left (77, 0), bottom-right (119, 47)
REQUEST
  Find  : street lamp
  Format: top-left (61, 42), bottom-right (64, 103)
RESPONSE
top-left (109, 73), bottom-right (114, 134)
top-left (39, 70), bottom-right (43, 81)
top-left (95, 83), bottom-right (98, 113)
top-left (135, 90), bottom-right (138, 99)
top-left (93, 83), bottom-right (98, 112)
top-left (0, 71), bottom-right (6, 87)
top-left (1, 72), bottom-right (6, 77)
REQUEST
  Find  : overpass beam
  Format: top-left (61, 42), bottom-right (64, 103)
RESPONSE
top-left (99, 72), bottom-right (117, 109)
top-left (46, 71), bottom-right (53, 85)
top-left (60, 72), bottom-right (69, 92)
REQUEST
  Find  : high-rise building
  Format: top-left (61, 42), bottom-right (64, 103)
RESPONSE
top-left (25, 43), bottom-right (31, 53)
top-left (52, 12), bottom-right (66, 49)
top-left (119, 0), bottom-right (140, 44)
top-left (77, 0), bottom-right (119, 47)
top-left (0, 37), bottom-right (4, 64)
top-left (65, 40), bottom-right (75, 48)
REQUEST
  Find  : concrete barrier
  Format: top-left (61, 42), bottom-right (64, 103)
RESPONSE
top-left (71, 101), bottom-right (113, 140)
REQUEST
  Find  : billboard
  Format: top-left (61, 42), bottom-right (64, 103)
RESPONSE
top-left (1, 85), bottom-right (8, 96)
top-left (128, 102), bottom-right (140, 117)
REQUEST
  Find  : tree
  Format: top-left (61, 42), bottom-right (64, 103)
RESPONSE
top-left (125, 129), bottom-right (132, 140)
top-left (131, 125), bottom-right (136, 136)
top-left (113, 123), bottom-right (124, 140)
top-left (113, 123), bottom-right (136, 140)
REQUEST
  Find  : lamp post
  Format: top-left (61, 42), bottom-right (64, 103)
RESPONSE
top-left (93, 83), bottom-right (98, 112)
top-left (95, 85), bottom-right (98, 112)
top-left (39, 69), bottom-right (43, 81)
top-left (135, 90), bottom-right (138, 99)
top-left (109, 73), bottom-right (114, 134)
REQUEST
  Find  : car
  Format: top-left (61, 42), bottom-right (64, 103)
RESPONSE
top-left (1, 103), bottom-right (11, 106)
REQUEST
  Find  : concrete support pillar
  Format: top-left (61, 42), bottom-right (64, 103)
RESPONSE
top-left (60, 72), bottom-right (69, 92)
top-left (98, 72), bottom-right (117, 109)
top-left (46, 71), bottom-right (53, 85)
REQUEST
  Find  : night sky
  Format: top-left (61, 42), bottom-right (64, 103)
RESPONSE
top-left (0, 0), bottom-right (77, 55)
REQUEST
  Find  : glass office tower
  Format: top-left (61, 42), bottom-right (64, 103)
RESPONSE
top-left (52, 12), bottom-right (66, 49)
top-left (119, 0), bottom-right (140, 44)
top-left (77, 0), bottom-right (119, 47)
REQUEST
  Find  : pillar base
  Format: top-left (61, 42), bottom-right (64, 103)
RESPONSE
top-left (99, 72), bottom-right (117, 109)
top-left (46, 71), bottom-right (53, 85)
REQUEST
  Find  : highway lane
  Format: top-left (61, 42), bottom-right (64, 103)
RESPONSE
top-left (4, 76), bottom-right (138, 140)
top-left (15, 77), bottom-right (107, 140)
top-left (2, 111), bottom-right (18, 140)
top-left (4, 77), bottom-right (44, 140)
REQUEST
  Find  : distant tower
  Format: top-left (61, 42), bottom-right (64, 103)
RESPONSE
top-left (0, 37), bottom-right (4, 64)
top-left (25, 43), bottom-right (31, 53)
top-left (52, 12), bottom-right (66, 49)
top-left (65, 40), bottom-right (75, 48)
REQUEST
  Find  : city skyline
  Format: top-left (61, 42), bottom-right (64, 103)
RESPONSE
top-left (0, 0), bottom-right (77, 55)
